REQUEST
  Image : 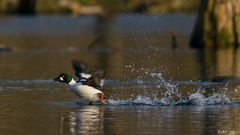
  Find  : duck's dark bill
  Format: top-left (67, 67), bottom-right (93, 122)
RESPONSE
top-left (54, 77), bottom-right (60, 81)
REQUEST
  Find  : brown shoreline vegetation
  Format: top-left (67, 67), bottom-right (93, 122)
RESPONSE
top-left (0, 0), bottom-right (198, 15)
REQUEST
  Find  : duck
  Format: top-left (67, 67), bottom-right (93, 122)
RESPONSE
top-left (54, 60), bottom-right (108, 105)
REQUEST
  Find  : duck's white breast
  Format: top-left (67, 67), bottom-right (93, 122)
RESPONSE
top-left (70, 85), bottom-right (103, 101)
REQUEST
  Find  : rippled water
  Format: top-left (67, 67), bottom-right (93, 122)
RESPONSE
top-left (1, 14), bottom-right (240, 135)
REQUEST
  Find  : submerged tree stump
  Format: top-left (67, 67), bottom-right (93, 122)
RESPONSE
top-left (190, 0), bottom-right (240, 49)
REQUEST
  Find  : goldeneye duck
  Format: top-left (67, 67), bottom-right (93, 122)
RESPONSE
top-left (54, 60), bottom-right (107, 105)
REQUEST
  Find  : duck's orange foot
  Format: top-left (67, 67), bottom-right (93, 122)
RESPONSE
top-left (100, 99), bottom-right (108, 104)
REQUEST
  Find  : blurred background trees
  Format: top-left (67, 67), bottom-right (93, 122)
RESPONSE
top-left (190, 0), bottom-right (240, 49)
top-left (0, 0), bottom-right (239, 50)
top-left (0, 0), bottom-right (198, 15)
top-left (0, 0), bottom-right (240, 79)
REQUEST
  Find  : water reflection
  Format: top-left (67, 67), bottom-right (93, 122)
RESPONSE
top-left (201, 47), bottom-right (240, 79)
top-left (58, 105), bottom-right (240, 135)
top-left (196, 46), bottom-right (240, 102)
top-left (60, 106), bottom-right (105, 135)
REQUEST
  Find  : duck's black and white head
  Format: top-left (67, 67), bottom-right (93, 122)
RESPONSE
top-left (54, 73), bottom-right (74, 84)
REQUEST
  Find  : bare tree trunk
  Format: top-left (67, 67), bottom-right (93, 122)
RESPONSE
top-left (190, 0), bottom-right (240, 49)
top-left (18, 0), bottom-right (36, 14)
top-left (190, 0), bottom-right (208, 48)
top-left (0, 0), bottom-right (36, 14)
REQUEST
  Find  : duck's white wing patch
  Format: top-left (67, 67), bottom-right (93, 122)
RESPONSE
top-left (80, 73), bottom-right (92, 79)
top-left (72, 60), bottom-right (90, 80)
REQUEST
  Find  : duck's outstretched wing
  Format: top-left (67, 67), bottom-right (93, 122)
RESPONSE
top-left (72, 60), bottom-right (91, 79)
top-left (72, 60), bottom-right (105, 88)
top-left (85, 66), bottom-right (105, 87)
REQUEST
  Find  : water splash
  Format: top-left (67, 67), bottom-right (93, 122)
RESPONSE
top-left (107, 92), bottom-right (230, 106)
top-left (108, 95), bottom-right (162, 106)
top-left (109, 65), bottom-right (233, 106)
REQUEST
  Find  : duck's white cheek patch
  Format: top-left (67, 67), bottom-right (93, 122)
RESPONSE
top-left (60, 77), bottom-right (64, 81)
